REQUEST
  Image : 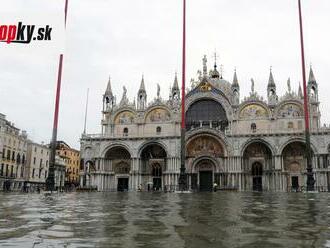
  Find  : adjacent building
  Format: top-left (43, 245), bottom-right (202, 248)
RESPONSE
top-left (0, 113), bottom-right (28, 191)
top-left (56, 141), bottom-right (80, 187)
top-left (80, 56), bottom-right (330, 192)
top-left (54, 154), bottom-right (66, 191)
top-left (25, 142), bottom-right (50, 191)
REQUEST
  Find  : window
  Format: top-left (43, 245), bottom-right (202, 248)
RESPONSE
top-left (40, 159), bottom-right (43, 167)
top-left (34, 147), bottom-right (37, 153)
top-left (123, 128), bottom-right (128, 137)
top-left (0, 164), bottom-right (3, 176)
top-left (186, 99), bottom-right (228, 131)
top-left (33, 157), bottom-right (36, 165)
top-left (12, 151), bottom-right (15, 161)
top-left (156, 126), bottom-right (161, 134)
top-left (251, 123), bottom-right (257, 133)
top-left (32, 169), bottom-right (35, 178)
top-left (288, 122), bottom-right (294, 129)
top-left (2, 149), bottom-right (5, 158)
top-left (41, 149), bottom-right (43, 154)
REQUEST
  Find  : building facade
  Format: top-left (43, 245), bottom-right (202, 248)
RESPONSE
top-left (56, 141), bottom-right (80, 187)
top-left (25, 142), bottom-right (50, 191)
top-left (0, 113), bottom-right (28, 191)
top-left (80, 56), bottom-right (330, 192)
top-left (55, 155), bottom-right (66, 191)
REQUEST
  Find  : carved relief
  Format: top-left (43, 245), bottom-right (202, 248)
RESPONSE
top-left (239, 104), bottom-right (269, 119)
top-left (278, 104), bottom-right (303, 118)
top-left (187, 136), bottom-right (224, 157)
top-left (146, 108), bottom-right (171, 123)
top-left (114, 161), bottom-right (130, 174)
top-left (114, 111), bottom-right (135, 124)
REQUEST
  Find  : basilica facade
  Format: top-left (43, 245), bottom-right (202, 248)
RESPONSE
top-left (80, 56), bottom-right (330, 192)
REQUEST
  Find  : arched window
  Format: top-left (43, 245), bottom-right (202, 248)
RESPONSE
top-left (156, 126), bottom-right (161, 134)
top-left (123, 128), bottom-right (128, 136)
top-left (16, 154), bottom-right (21, 164)
top-left (288, 122), bottom-right (294, 129)
top-left (186, 99), bottom-right (228, 131)
top-left (251, 123), bottom-right (257, 133)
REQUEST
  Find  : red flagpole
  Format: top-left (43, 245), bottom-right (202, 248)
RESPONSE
top-left (179, 0), bottom-right (187, 191)
top-left (46, 0), bottom-right (69, 191)
top-left (181, 0), bottom-right (186, 128)
top-left (298, 0), bottom-right (315, 191)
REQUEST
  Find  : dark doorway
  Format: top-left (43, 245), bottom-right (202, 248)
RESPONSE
top-left (291, 176), bottom-right (299, 191)
top-left (153, 178), bottom-right (161, 191)
top-left (117, 178), bottom-right (129, 192)
top-left (199, 171), bottom-right (213, 191)
top-left (252, 177), bottom-right (262, 191)
top-left (152, 163), bottom-right (162, 191)
top-left (252, 162), bottom-right (263, 191)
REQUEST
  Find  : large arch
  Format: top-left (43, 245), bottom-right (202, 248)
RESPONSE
top-left (282, 141), bottom-right (314, 191)
top-left (139, 142), bottom-right (168, 191)
top-left (279, 138), bottom-right (317, 155)
top-left (241, 138), bottom-right (275, 157)
top-left (242, 140), bottom-right (273, 191)
top-left (185, 99), bottom-right (228, 131)
top-left (104, 145), bottom-right (132, 191)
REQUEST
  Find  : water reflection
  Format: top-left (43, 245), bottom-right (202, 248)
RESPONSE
top-left (0, 192), bottom-right (329, 248)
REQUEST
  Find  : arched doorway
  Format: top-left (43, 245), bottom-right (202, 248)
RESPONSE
top-left (187, 135), bottom-right (225, 191)
top-left (243, 141), bottom-right (273, 191)
top-left (140, 144), bottom-right (167, 191)
top-left (105, 146), bottom-right (131, 191)
top-left (195, 160), bottom-right (215, 191)
top-left (282, 141), bottom-right (312, 191)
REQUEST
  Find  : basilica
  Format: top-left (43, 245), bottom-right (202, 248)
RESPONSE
top-left (80, 56), bottom-right (330, 192)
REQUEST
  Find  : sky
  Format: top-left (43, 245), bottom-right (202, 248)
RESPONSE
top-left (0, 0), bottom-right (329, 149)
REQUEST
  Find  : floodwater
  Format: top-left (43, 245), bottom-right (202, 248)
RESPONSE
top-left (0, 192), bottom-right (329, 248)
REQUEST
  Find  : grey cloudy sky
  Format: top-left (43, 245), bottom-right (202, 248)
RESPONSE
top-left (0, 0), bottom-right (329, 149)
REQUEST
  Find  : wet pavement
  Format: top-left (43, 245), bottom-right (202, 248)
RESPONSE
top-left (0, 192), bottom-right (329, 248)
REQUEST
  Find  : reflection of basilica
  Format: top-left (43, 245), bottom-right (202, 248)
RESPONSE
top-left (80, 56), bottom-right (330, 192)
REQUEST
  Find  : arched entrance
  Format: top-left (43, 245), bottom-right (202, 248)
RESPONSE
top-left (105, 146), bottom-right (131, 192)
top-left (140, 143), bottom-right (167, 191)
top-left (282, 141), bottom-right (312, 191)
top-left (195, 159), bottom-right (215, 191)
top-left (243, 141), bottom-right (273, 191)
top-left (187, 134), bottom-right (225, 191)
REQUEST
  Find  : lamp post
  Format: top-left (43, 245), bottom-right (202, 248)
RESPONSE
top-left (298, 0), bottom-right (315, 191)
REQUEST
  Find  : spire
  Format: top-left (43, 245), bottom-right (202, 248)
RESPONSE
top-left (232, 68), bottom-right (239, 87)
top-left (308, 66), bottom-right (316, 83)
top-left (173, 72), bottom-right (179, 90)
top-left (298, 83), bottom-right (303, 98)
top-left (105, 76), bottom-right (113, 96)
top-left (287, 77), bottom-right (291, 93)
top-left (268, 67), bottom-right (275, 87)
top-left (139, 74), bottom-right (146, 92)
